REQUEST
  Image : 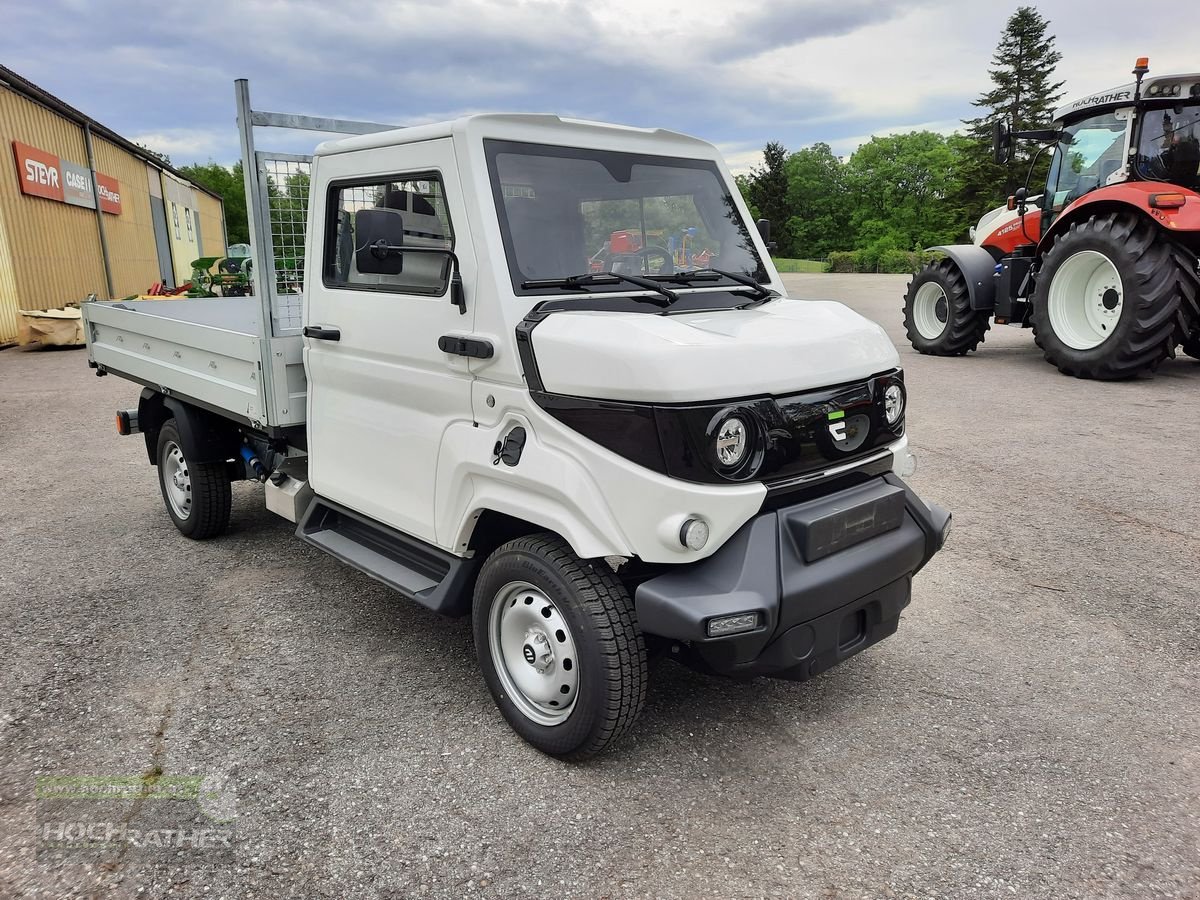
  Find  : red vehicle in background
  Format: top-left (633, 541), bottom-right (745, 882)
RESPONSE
top-left (904, 58), bottom-right (1200, 379)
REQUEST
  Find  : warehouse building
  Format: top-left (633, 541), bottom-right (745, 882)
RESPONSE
top-left (0, 65), bottom-right (226, 344)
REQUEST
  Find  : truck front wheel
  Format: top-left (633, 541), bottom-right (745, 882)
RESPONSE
top-left (903, 258), bottom-right (990, 356)
top-left (1032, 212), bottom-right (1185, 379)
top-left (156, 420), bottom-right (232, 539)
top-left (472, 534), bottom-right (648, 759)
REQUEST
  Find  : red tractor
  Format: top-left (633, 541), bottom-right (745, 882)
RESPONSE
top-left (904, 58), bottom-right (1200, 378)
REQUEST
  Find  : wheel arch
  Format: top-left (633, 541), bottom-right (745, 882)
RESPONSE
top-left (144, 393), bottom-right (242, 465)
top-left (1039, 189), bottom-right (1200, 254)
top-left (927, 244), bottom-right (999, 311)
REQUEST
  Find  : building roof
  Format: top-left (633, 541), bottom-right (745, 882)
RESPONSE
top-left (0, 64), bottom-right (224, 202)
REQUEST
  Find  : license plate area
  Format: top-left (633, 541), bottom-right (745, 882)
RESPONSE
top-left (781, 480), bottom-right (906, 563)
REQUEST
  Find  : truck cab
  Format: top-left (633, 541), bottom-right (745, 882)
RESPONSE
top-left (84, 84), bottom-right (950, 758)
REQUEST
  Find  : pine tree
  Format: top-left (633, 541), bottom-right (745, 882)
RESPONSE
top-left (960, 6), bottom-right (1064, 209)
top-left (746, 141), bottom-right (793, 256)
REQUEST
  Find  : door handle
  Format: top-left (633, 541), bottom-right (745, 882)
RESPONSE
top-left (303, 325), bottom-right (341, 341)
top-left (438, 335), bottom-right (494, 359)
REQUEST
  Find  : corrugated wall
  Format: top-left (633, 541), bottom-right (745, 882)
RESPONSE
top-left (0, 83), bottom-right (225, 343)
top-left (0, 85), bottom-right (107, 324)
top-left (92, 135), bottom-right (159, 296)
top-left (196, 191), bottom-right (227, 258)
top-left (0, 206), bottom-right (17, 343)
top-left (161, 172), bottom-right (201, 286)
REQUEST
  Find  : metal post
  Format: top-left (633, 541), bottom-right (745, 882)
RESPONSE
top-left (235, 78), bottom-right (280, 427)
top-left (83, 123), bottom-right (115, 299)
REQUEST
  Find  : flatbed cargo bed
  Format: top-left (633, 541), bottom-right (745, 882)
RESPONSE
top-left (84, 297), bottom-right (306, 429)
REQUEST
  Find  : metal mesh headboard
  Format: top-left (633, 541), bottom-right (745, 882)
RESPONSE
top-left (256, 152), bottom-right (311, 333)
top-left (235, 79), bottom-right (397, 339)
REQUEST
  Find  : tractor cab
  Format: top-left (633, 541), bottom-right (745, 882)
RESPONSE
top-left (1040, 67), bottom-right (1200, 230)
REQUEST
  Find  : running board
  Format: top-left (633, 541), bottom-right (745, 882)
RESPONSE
top-left (297, 497), bottom-right (477, 616)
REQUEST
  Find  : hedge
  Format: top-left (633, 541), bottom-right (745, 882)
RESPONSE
top-left (824, 250), bottom-right (937, 274)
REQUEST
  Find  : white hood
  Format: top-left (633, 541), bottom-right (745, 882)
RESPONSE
top-left (530, 297), bottom-right (899, 402)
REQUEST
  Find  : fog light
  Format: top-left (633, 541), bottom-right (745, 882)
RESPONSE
top-left (680, 517), bottom-right (710, 551)
top-left (896, 448), bottom-right (917, 478)
top-left (707, 612), bottom-right (760, 637)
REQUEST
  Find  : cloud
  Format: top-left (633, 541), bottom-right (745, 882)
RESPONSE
top-left (1, 0), bottom-right (1195, 172)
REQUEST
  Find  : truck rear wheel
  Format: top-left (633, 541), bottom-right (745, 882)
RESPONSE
top-left (156, 420), bottom-right (232, 539)
top-left (1032, 212), bottom-right (1183, 379)
top-left (472, 533), bottom-right (647, 759)
top-left (903, 259), bottom-right (990, 355)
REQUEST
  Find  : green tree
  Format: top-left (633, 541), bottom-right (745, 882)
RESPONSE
top-left (960, 6), bottom-right (1064, 208)
top-left (783, 143), bottom-right (850, 258)
top-left (745, 141), bottom-right (793, 255)
top-left (843, 131), bottom-right (967, 251)
top-left (177, 161), bottom-right (250, 245)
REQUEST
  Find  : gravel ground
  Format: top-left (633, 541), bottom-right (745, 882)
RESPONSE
top-left (1, 273), bottom-right (1197, 899)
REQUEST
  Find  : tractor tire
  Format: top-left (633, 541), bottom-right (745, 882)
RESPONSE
top-left (1031, 212), bottom-right (1187, 379)
top-left (903, 258), bottom-right (990, 356)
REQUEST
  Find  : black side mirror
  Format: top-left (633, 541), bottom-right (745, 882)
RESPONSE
top-left (354, 208), bottom-right (405, 275)
top-left (1014, 186), bottom-right (1028, 215)
top-left (756, 218), bottom-right (777, 252)
top-left (993, 121), bottom-right (1012, 165)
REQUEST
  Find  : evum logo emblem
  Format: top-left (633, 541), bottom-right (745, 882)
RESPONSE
top-left (827, 409), bottom-right (847, 442)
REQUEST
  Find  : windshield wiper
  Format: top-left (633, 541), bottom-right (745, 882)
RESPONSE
top-left (521, 272), bottom-right (677, 306)
top-left (652, 268), bottom-right (777, 302)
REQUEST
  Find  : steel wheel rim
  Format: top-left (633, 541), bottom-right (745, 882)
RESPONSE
top-left (1048, 249), bottom-right (1123, 350)
top-left (913, 281), bottom-right (948, 339)
top-left (488, 580), bottom-right (579, 726)
top-left (162, 441), bottom-right (192, 520)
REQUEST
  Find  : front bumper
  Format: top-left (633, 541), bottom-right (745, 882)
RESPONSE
top-left (633, 474), bottom-right (950, 680)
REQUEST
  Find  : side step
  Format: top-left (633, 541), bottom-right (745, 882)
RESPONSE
top-left (297, 497), bottom-right (478, 616)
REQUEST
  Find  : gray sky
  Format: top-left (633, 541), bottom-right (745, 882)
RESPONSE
top-left (4, 1), bottom-right (1195, 173)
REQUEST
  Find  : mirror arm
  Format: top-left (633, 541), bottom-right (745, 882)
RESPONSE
top-left (394, 247), bottom-right (466, 313)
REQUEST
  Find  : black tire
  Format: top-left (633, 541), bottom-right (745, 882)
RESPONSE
top-left (903, 259), bottom-right (990, 355)
top-left (1031, 212), bottom-right (1187, 379)
top-left (155, 420), bottom-right (232, 539)
top-left (472, 533), bottom-right (648, 760)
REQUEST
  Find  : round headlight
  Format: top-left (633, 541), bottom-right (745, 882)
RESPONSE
top-left (884, 384), bottom-right (905, 425)
top-left (715, 416), bottom-right (748, 467)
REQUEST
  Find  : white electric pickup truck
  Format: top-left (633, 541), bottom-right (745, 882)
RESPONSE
top-left (82, 80), bottom-right (951, 758)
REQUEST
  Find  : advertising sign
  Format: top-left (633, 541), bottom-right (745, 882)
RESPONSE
top-left (12, 140), bottom-right (122, 214)
top-left (60, 160), bottom-right (96, 208)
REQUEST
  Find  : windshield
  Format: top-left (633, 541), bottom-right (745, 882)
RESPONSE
top-left (1045, 112), bottom-right (1128, 213)
top-left (1135, 103), bottom-right (1200, 190)
top-left (485, 140), bottom-right (766, 295)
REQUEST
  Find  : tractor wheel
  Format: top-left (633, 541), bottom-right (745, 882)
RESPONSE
top-left (902, 258), bottom-right (990, 355)
top-left (1031, 212), bottom-right (1187, 379)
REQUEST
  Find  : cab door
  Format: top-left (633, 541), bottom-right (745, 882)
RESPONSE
top-left (305, 140), bottom-right (474, 544)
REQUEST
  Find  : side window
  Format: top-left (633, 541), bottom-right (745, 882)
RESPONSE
top-left (323, 174), bottom-right (454, 295)
top-left (185, 208), bottom-right (194, 242)
top-left (171, 202), bottom-right (180, 240)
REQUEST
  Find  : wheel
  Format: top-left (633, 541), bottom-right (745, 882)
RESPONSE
top-left (903, 258), bottom-right (990, 355)
top-left (1031, 212), bottom-right (1188, 379)
top-left (156, 420), bottom-right (232, 539)
top-left (472, 533), bottom-right (648, 759)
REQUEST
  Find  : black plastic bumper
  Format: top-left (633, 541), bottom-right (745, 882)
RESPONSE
top-left (634, 474), bottom-right (950, 679)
